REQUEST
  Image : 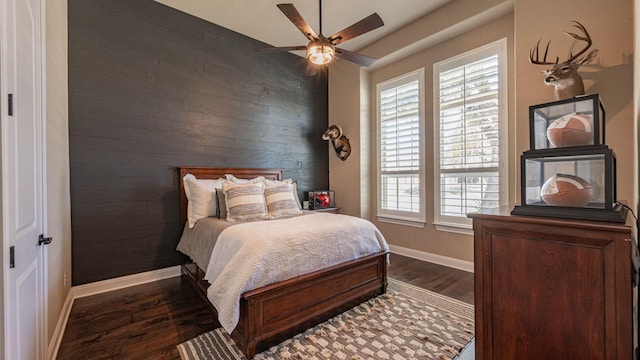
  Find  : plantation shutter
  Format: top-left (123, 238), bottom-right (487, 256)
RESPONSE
top-left (438, 54), bottom-right (501, 217)
top-left (379, 79), bottom-right (421, 213)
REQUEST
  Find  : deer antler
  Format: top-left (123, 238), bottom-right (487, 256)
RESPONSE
top-left (564, 21), bottom-right (592, 63)
top-left (529, 39), bottom-right (558, 66)
top-left (529, 21), bottom-right (597, 100)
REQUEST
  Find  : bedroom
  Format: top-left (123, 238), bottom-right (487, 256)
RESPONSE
top-left (1, 0), bottom-right (636, 359)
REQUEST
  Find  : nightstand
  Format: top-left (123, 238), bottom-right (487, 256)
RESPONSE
top-left (310, 207), bottom-right (340, 214)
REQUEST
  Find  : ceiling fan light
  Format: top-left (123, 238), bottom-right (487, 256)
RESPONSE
top-left (307, 44), bottom-right (334, 65)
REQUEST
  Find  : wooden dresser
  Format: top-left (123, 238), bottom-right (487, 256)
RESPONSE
top-left (469, 207), bottom-right (636, 360)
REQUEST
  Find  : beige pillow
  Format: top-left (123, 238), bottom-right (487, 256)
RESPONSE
top-left (262, 178), bottom-right (302, 210)
top-left (225, 174), bottom-right (265, 184)
top-left (223, 182), bottom-right (268, 222)
top-left (183, 174), bottom-right (225, 228)
top-left (264, 184), bottom-right (303, 218)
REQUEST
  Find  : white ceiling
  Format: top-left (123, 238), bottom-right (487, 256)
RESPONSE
top-left (155, 0), bottom-right (452, 56)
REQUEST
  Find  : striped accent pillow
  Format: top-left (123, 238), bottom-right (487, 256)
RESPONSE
top-left (264, 184), bottom-right (303, 218)
top-left (262, 178), bottom-right (302, 210)
top-left (222, 182), bottom-right (268, 222)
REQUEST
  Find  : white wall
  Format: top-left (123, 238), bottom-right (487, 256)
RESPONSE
top-left (45, 0), bottom-right (71, 346)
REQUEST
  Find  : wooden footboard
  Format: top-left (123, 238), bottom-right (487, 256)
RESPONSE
top-left (181, 252), bottom-right (388, 359)
top-left (177, 167), bottom-right (388, 358)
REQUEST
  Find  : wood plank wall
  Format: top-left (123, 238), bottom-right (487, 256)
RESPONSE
top-left (68, 0), bottom-right (329, 285)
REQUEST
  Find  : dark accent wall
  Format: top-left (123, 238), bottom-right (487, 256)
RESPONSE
top-left (69, 0), bottom-right (329, 285)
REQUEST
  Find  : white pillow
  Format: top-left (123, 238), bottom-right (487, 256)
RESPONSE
top-left (223, 182), bottom-right (268, 222)
top-left (262, 178), bottom-right (302, 210)
top-left (262, 178), bottom-right (291, 186)
top-left (264, 184), bottom-right (303, 218)
top-left (225, 174), bottom-right (265, 184)
top-left (183, 174), bottom-right (225, 228)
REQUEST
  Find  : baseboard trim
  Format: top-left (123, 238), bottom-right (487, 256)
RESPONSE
top-left (73, 265), bottom-right (182, 299)
top-left (48, 288), bottom-right (75, 360)
top-left (389, 244), bottom-right (474, 273)
top-left (48, 265), bottom-right (182, 358)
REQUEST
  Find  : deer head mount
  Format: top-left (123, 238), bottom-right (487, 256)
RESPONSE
top-left (529, 21), bottom-right (598, 100)
top-left (322, 124), bottom-right (351, 161)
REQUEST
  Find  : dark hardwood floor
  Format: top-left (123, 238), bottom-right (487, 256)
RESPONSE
top-left (389, 254), bottom-right (474, 304)
top-left (56, 253), bottom-right (474, 360)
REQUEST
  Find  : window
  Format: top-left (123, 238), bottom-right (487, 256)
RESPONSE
top-left (434, 39), bottom-right (508, 231)
top-left (376, 69), bottom-right (425, 225)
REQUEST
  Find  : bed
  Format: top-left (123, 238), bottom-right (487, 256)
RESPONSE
top-left (177, 166), bottom-right (389, 359)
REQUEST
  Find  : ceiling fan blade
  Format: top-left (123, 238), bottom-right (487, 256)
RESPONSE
top-left (328, 13), bottom-right (384, 45)
top-left (276, 4), bottom-right (318, 41)
top-left (257, 45), bottom-right (308, 53)
top-left (335, 48), bottom-right (377, 67)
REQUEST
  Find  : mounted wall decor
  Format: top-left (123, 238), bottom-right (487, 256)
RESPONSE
top-left (258, 0), bottom-right (384, 75)
top-left (529, 21), bottom-right (599, 100)
top-left (322, 124), bottom-right (351, 161)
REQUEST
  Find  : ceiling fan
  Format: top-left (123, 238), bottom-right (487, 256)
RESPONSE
top-left (259, 1), bottom-right (384, 74)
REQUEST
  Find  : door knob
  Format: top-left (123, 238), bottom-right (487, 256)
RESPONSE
top-left (38, 234), bottom-right (52, 246)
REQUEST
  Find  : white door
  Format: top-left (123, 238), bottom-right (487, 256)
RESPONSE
top-left (2, 0), bottom-right (47, 359)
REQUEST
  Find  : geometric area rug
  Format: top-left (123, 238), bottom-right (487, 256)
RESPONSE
top-left (177, 278), bottom-right (475, 360)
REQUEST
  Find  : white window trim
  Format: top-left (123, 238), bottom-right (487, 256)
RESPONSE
top-left (376, 68), bottom-right (426, 225)
top-left (433, 38), bottom-right (509, 231)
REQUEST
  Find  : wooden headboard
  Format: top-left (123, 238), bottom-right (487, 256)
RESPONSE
top-left (178, 167), bottom-right (284, 229)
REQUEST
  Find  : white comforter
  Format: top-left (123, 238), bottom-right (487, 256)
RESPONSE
top-left (203, 212), bottom-right (389, 333)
